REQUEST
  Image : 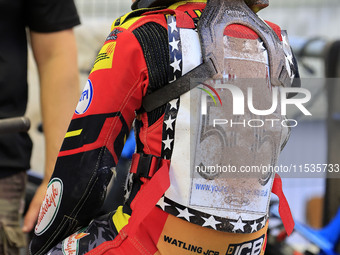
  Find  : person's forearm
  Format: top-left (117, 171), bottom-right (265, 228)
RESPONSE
top-left (31, 29), bottom-right (80, 182)
top-left (22, 29), bottom-right (80, 233)
top-left (40, 56), bottom-right (79, 182)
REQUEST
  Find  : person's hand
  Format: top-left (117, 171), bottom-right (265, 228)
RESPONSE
top-left (22, 182), bottom-right (48, 233)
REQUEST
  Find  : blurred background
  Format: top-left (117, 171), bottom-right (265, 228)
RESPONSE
top-left (26, 0), bottom-right (340, 253)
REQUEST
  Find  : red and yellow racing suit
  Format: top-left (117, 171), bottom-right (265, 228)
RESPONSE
top-left (30, 1), bottom-right (297, 254)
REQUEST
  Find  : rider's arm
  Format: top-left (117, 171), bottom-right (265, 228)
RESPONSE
top-left (22, 29), bottom-right (80, 233)
top-left (29, 26), bottom-right (149, 254)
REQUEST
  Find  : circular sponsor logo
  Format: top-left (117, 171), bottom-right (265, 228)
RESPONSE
top-left (62, 228), bottom-right (89, 255)
top-left (35, 178), bottom-right (63, 236)
top-left (75, 79), bottom-right (93, 115)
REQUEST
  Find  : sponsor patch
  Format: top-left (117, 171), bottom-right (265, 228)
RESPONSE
top-left (35, 178), bottom-right (63, 236)
top-left (62, 228), bottom-right (89, 255)
top-left (157, 213), bottom-right (267, 255)
top-left (226, 235), bottom-right (265, 255)
top-left (106, 28), bottom-right (123, 41)
top-left (75, 79), bottom-right (93, 115)
top-left (91, 42), bottom-right (116, 73)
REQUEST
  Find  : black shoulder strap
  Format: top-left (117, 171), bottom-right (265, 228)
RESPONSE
top-left (141, 58), bottom-right (217, 113)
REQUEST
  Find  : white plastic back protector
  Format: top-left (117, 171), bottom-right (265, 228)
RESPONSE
top-left (161, 27), bottom-right (288, 232)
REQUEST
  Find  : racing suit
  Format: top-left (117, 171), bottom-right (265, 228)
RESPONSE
top-left (30, 1), bottom-right (298, 254)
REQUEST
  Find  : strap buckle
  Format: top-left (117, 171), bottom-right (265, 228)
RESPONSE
top-left (130, 153), bottom-right (162, 179)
